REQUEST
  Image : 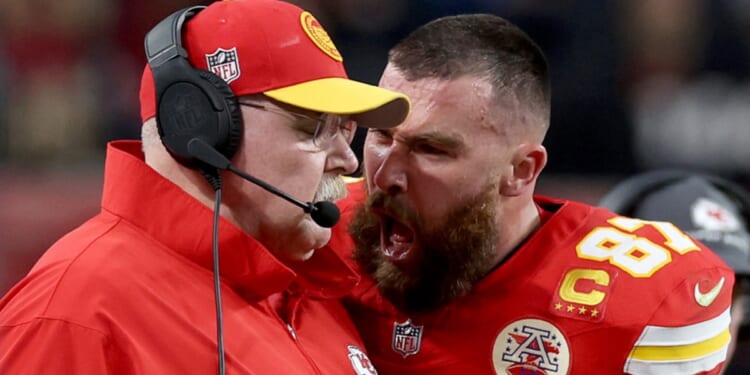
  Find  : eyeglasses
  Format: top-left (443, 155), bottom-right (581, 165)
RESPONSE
top-left (239, 101), bottom-right (356, 148)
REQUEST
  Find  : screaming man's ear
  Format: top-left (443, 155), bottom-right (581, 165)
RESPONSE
top-left (500, 144), bottom-right (547, 196)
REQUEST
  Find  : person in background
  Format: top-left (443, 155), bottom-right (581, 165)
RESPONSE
top-left (0, 0), bottom-right (409, 373)
top-left (599, 170), bottom-right (750, 375)
top-left (329, 14), bottom-right (734, 374)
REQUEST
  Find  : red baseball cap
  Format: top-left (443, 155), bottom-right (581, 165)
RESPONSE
top-left (140, 0), bottom-right (409, 128)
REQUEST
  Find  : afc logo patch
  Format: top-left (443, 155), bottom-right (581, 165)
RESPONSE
top-left (492, 318), bottom-right (570, 374)
top-left (206, 47), bottom-right (241, 84)
top-left (392, 319), bottom-right (423, 358)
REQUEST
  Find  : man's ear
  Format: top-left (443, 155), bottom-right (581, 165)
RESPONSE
top-left (500, 143), bottom-right (547, 196)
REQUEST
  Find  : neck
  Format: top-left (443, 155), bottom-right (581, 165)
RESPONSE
top-left (145, 146), bottom-right (226, 215)
top-left (488, 195), bottom-right (541, 272)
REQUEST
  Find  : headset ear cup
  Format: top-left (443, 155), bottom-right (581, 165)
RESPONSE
top-left (145, 6), bottom-right (242, 167)
top-left (195, 69), bottom-right (243, 160)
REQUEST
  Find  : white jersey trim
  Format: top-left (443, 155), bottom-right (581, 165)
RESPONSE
top-left (623, 307), bottom-right (731, 374)
top-left (624, 345), bottom-right (727, 375)
top-left (634, 308), bottom-right (730, 346)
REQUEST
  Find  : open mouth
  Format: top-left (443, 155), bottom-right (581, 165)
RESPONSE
top-left (379, 213), bottom-right (415, 265)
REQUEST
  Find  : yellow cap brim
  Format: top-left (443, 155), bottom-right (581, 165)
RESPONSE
top-left (264, 77), bottom-right (410, 128)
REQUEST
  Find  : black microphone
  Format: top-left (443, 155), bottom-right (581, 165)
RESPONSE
top-left (187, 138), bottom-right (341, 228)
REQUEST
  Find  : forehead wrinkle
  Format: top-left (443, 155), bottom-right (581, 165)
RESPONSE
top-left (383, 67), bottom-right (506, 145)
top-left (431, 76), bottom-right (502, 137)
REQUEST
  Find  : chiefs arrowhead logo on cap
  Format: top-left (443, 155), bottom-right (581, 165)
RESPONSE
top-left (300, 11), bottom-right (343, 62)
top-left (692, 198), bottom-right (740, 231)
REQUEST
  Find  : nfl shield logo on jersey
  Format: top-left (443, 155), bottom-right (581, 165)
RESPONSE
top-left (205, 47), bottom-right (241, 84)
top-left (347, 345), bottom-right (378, 375)
top-left (392, 319), bottom-right (423, 358)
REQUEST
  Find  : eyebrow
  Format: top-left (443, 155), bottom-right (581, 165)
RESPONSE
top-left (272, 100), bottom-right (324, 119)
top-left (241, 98), bottom-right (324, 120)
top-left (399, 131), bottom-right (466, 152)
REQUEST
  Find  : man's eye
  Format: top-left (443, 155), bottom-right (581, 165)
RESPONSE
top-left (414, 143), bottom-right (446, 155)
top-left (369, 129), bottom-right (392, 139)
top-left (294, 121), bottom-right (319, 135)
top-left (340, 121), bottom-right (356, 139)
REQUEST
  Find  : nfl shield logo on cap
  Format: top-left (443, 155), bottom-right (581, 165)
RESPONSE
top-left (205, 47), bottom-right (241, 84)
top-left (392, 319), bottom-right (423, 358)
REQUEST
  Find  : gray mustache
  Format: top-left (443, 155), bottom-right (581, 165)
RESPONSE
top-left (313, 176), bottom-right (347, 203)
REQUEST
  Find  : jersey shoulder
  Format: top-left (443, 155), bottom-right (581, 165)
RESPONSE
top-left (534, 200), bottom-right (733, 373)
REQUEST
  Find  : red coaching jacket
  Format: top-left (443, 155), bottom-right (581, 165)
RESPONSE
top-left (0, 141), bottom-right (376, 375)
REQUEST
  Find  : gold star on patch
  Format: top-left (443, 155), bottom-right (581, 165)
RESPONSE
top-left (591, 309), bottom-right (599, 317)
top-left (566, 305), bottom-right (575, 312)
top-left (578, 306), bottom-right (587, 314)
top-left (555, 302), bottom-right (563, 310)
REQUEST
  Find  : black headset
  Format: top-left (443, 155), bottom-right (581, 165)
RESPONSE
top-left (144, 6), bottom-right (243, 168)
top-left (599, 169), bottom-right (750, 227)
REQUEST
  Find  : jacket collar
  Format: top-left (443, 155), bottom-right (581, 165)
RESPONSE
top-left (101, 140), bottom-right (359, 301)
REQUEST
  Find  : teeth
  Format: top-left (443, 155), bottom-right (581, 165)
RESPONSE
top-left (380, 215), bottom-right (414, 262)
top-left (390, 233), bottom-right (410, 245)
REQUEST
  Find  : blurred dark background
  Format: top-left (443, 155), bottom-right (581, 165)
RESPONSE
top-left (2, 2), bottom-right (750, 367)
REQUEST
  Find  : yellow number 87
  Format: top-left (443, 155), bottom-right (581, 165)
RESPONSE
top-left (576, 217), bottom-right (700, 278)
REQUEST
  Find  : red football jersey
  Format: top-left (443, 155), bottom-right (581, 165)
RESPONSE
top-left (332, 180), bottom-right (734, 374)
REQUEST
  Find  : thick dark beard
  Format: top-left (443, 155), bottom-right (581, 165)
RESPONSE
top-left (350, 187), bottom-right (498, 314)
